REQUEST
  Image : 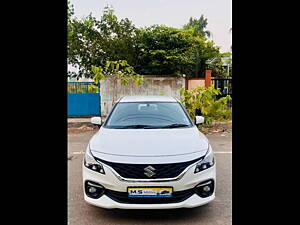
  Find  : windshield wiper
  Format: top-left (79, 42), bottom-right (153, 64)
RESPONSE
top-left (118, 124), bottom-right (158, 129)
top-left (159, 123), bottom-right (190, 129)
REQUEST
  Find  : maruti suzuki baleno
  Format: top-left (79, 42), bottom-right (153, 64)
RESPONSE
top-left (82, 96), bottom-right (216, 209)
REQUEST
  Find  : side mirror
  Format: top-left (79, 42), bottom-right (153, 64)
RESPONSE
top-left (195, 108), bottom-right (202, 116)
top-left (91, 117), bottom-right (102, 127)
top-left (195, 116), bottom-right (204, 125)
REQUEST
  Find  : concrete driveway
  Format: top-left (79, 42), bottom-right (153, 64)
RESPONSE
top-left (68, 130), bottom-right (232, 225)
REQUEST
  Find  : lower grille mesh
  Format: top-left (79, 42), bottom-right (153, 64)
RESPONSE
top-left (105, 188), bottom-right (195, 204)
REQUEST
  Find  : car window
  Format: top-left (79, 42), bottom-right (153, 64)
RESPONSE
top-left (105, 102), bottom-right (192, 128)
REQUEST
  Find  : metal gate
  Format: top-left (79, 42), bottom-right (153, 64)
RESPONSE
top-left (67, 82), bottom-right (101, 117)
top-left (211, 78), bottom-right (232, 108)
top-left (211, 78), bottom-right (232, 96)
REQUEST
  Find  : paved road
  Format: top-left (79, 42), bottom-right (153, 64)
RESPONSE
top-left (68, 130), bottom-right (232, 225)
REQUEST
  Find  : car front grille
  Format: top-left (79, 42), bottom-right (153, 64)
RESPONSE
top-left (95, 156), bottom-right (204, 179)
top-left (105, 188), bottom-right (195, 204)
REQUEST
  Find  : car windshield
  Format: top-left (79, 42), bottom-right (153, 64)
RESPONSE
top-left (104, 102), bottom-right (192, 129)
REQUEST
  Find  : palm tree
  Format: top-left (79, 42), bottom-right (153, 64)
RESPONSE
top-left (183, 15), bottom-right (212, 38)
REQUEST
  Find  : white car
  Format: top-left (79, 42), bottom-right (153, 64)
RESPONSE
top-left (82, 96), bottom-right (216, 209)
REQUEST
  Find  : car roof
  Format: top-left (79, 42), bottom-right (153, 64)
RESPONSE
top-left (118, 96), bottom-right (178, 103)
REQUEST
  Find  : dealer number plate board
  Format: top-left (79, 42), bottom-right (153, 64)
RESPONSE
top-left (128, 187), bottom-right (173, 198)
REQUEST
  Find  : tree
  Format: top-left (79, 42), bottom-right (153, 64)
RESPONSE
top-left (67, 1), bottom-right (74, 23)
top-left (207, 51), bottom-right (232, 77)
top-left (68, 14), bottom-right (105, 78)
top-left (91, 60), bottom-right (143, 103)
top-left (194, 39), bottom-right (221, 77)
top-left (134, 24), bottom-right (223, 77)
top-left (135, 25), bottom-right (198, 76)
top-left (183, 15), bottom-right (212, 38)
top-left (182, 15), bottom-right (223, 77)
top-left (68, 5), bottom-right (138, 79)
top-left (67, 4), bottom-right (225, 79)
top-left (97, 7), bottom-right (139, 68)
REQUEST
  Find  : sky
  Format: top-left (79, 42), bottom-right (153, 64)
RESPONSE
top-left (69, 0), bottom-right (232, 52)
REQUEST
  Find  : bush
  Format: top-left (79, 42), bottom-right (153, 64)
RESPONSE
top-left (180, 86), bottom-right (232, 126)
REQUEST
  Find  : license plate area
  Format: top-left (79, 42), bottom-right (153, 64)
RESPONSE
top-left (127, 187), bottom-right (173, 198)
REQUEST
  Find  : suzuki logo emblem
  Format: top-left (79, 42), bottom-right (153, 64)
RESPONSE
top-left (144, 165), bottom-right (156, 178)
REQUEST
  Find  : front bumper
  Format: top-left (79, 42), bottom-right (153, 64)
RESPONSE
top-left (84, 192), bottom-right (215, 209)
top-left (82, 161), bottom-right (216, 209)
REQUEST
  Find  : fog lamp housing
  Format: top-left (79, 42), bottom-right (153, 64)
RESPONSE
top-left (84, 181), bottom-right (105, 199)
top-left (195, 179), bottom-right (214, 198)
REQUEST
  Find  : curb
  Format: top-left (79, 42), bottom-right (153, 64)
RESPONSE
top-left (68, 122), bottom-right (95, 128)
top-left (67, 117), bottom-right (106, 128)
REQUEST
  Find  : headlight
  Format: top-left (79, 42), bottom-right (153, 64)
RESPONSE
top-left (194, 144), bottom-right (215, 173)
top-left (84, 145), bottom-right (105, 174)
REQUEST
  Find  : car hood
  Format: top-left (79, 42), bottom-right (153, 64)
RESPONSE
top-left (89, 126), bottom-right (209, 164)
